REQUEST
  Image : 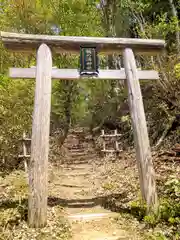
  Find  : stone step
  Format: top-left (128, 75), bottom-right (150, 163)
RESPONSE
top-left (68, 212), bottom-right (119, 222)
top-left (65, 144), bottom-right (84, 148)
top-left (91, 237), bottom-right (127, 240)
top-left (66, 157), bottom-right (97, 162)
top-left (65, 159), bottom-right (89, 164)
top-left (72, 232), bottom-right (129, 240)
top-left (58, 183), bottom-right (90, 188)
top-left (60, 172), bottom-right (91, 177)
top-left (72, 233), bottom-right (128, 240)
top-left (65, 158), bottom-right (90, 162)
top-left (68, 149), bottom-right (85, 153)
top-left (64, 201), bottom-right (97, 208)
top-left (65, 147), bottom-right (84, 151)
top-left (68, 152), bottom-right (97, 157)
top-left (62, 158), bottom-right (90, 162)
top-left (66, 159), bottom-right (91, 164)
top-left (72, 230), bottom-right (130, 240)
top-left (66, 161), bottom-right (90, 165)
top-left (62, 164), bottom-right (93, 171)
top-left (69, 212), bottom-right (130, 240)
top-left (68, 152), bottom-right (88, 157)
top-left (62, 168), bottom-right (93, 173)
top-left (66, 154), bottom-right (97, 161)
top-left (58, 176), bottom-right (91, 187)
top-left (53, 185), bottom-right (92, 196)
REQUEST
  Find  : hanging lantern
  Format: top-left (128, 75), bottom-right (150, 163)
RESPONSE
top-left (80, 46), bottom-right (99, 77)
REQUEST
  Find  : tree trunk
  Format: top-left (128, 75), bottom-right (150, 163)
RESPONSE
top-left (168, 0), bottom-right (180, 53)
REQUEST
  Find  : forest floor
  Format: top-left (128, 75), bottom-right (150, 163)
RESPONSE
top-left (0, 132), bottom-right (179, 239)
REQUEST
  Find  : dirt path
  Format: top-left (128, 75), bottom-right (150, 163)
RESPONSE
top-left (49, 163), bottom-right (136, 240)
top-left (48, 131), bottom-right (145, 240)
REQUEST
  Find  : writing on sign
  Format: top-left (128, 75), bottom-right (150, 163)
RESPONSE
top-left (80, 47), bottom-right (99, 76)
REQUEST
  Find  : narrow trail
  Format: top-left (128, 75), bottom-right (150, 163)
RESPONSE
top-left (49, 130), bottom-right (143, 240)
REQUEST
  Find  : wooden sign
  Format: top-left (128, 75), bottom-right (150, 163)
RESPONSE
top-left (80, 47), bottom-right (99, 77)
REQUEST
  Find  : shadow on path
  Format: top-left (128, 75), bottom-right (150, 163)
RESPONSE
top-left (0, 191), bottom-right (145, 221)
top-left (0, 191), bottom-right (137, 215)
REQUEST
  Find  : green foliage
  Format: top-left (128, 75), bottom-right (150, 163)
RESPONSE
top-left (147, 232), bottom-right (168, 240)
top-left (164, 176), bottom-right (180, 199)
top-left (144, 214), bottom-right (158, 227)
top-left (129, 200), bottom-right (147, 221)
top-left (0, 74), bottom-right (9, 88)
top-left (0, 80), bottom-right (34, 169)
top-left (129, 177), bottom-right (180, 238)
top-left (0, 0), bottom-right (103, 167)
top-left (174, 63), bottom-right (180, 79)
top-left (159, 199), bottom-right (180, 223)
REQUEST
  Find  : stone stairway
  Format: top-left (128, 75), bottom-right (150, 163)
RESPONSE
top-left (50, 129), bottom-right (137, 240)
top-left (62, 129), bottom-right (97, 165)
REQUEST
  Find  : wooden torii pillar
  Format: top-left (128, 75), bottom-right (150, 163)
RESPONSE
top-left (0, 32), bottom-right (165, 227)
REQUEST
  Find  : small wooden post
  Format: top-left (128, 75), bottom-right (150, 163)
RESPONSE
top-left (114, 130), bottom-right (119, 151)
top-left (22, 132), bottom-right (28, 175)
top-left (28, 44), bottom-right (52, 227)
top-left (123, 48), bottom-right (158, 212)
top-left (23, 132), bottom-right (27, 156)
top-left (101, 130), bottom-right (106, 151)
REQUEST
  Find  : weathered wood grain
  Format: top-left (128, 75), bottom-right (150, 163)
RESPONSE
top-left (9, 68), bottom-right (159, 80)
top-left (123, 48), bottom-right (158, 212)
top-left (1, 31), bottom-right (165, 54)
top-left (28, 44), bottom-right (52, 227)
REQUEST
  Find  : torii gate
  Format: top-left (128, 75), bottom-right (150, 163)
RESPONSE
top-left (0, 32), bottom-right (165, 228)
